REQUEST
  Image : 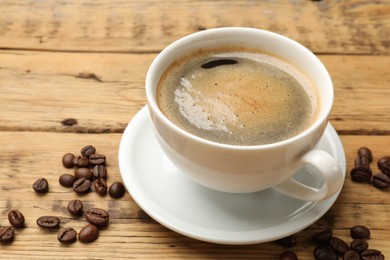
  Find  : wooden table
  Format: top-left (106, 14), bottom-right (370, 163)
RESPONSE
top-left (0, 1), bottom-right (389, 259)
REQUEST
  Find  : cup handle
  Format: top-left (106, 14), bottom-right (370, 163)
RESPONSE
top-left (273, 149), bottom-right (344, 201)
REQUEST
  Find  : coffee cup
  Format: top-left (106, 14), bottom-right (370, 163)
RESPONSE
top-left (145, 27), bottom-right (343, 201)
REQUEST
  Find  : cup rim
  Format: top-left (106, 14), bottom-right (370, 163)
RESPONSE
top-left (146, 27), bottom-right (334, 150)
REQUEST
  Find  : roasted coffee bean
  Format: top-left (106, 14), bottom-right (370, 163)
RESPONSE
top-left (85, 208), bottom-right (109, 227)
top-left (279, 251), bottom-right (298, 260)
top-left (36, 216), bottom-right (60, 229)
top-left (73, 178), bottom-right (91, 193)
top-left (350, 238), bottom-right (369, 253)
top-left (278, 235), bottom-right (297, 247)
top-left (74, 167), bottom-right (93, 180)
top-left (377, 156), bottom-right (390, 175)
top-left (355, 155), bottom-right (371, 168)
top-left (8, 210), bottom-right (25, 228)
top-left (0, 226), bottom-right (15, 243)
top-left (361, 249), bottom-right (384, 260)
top-left (93, 164), bottom-right (107, 179)
top-left (109, 182), bottom-right (125, 199)
top-left (313, 228), bottom-right (333, 245)
top-left (81, 145), bottom-right (96, 158)
top-left (78, 224), bottom-right (99, 243)
top-left (73, 156), bottom-right (89, 168)
top-left (330, 237), bottom-right (349, 255)
top-left (33, 178), bottom-right (49, 193)
top-left (372, 173), bottom-right (390, 189)
top-left (89, 154), bottom-right (106, 165)
top-left (358, 147), bottom-right (373, 162)
top-left (59, 174), bottom-right (76, 187)
top-left (57, 227), bottom-right (77, 244)
top-left (313, 246), bottom-right (338, 260)
top-left (94, 178), bottom-right (107, 195)
top-left (351, 225), bottom-right (370, 239)
top-left (343, 250), bottom-right (361, 260)
top-left (350, 167), bottom-right (372, 183)
top-left (62, 153), bottom-right (75, 168)
top-left (67, 199), bottom-right (83, 216)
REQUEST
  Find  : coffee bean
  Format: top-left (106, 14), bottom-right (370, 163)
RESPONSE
top-left (358, 147), bottom-right (373, 162)
top-left (59, 174), bottom-right (76, 187)
top-left (109, 182), bottom-right (125, 199)
top-left (330, 237), bottom-right (349, 255)
top-left (94, 178), bottom-right (107, 195)
top-left (350, 167), bottom-right (372, 183)
top-left (62, 153), bottom-right (75, 168)
top-left (372, 173), bottom-right (390, 189)
top-left (0, 226), bottom-right (15, 243)
top-left (78, 224), bottom-right (99, 243)
top-left (313, 246), bottom-right (338, 260)
top-left (73, 155), bottom-right (89, 168)
top-left (343, 250), bottom-right (360, 260)
top-left (89, 154), bottom-right (106, 165)
top-left (350, 225), bottom-right (370, 239)
top-left (8, 210), bottom-right (25, 228)
top-left (93, 164), bottom-right (107, 179)
top-left (36, 216), bottom-right (60, 229)
top-left (350, 238), bottom-right (369, 253)
top-left (377, 156), bottom-right (390, 175)
top-left (57, 227), bottom-right (77, 243)
top-left (74, 167), bottom-right (93, 180)
top-left (279, 251), bottom-right (298, 260)
top-left (313, 229), bottom-right (333, 245)
top-left (355, 155), bottom-right (371, 168)
top-left (361, 249), bottom-right (384, 260)
top-left (85, 208), bottom-right (109, 227)
top-left (67, 199), bottom-right (83, 216)
top-left (81, 145), bottom-right (96, 158)
top-left (278, 235), bottom-right (297, 247)
top-left (73, 177), bottom-right (91, 193)
top-left (33, 178), bottom-right (49, 193)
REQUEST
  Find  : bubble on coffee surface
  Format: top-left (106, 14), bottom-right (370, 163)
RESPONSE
top-left (157, 48), bottom-right (318, 146)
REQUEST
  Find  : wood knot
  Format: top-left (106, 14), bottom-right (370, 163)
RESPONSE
top-left (61, 118), bottom-right (78, 126)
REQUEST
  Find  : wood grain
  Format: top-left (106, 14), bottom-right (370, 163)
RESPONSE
top-left (0, 0), bottom-right (388, 54)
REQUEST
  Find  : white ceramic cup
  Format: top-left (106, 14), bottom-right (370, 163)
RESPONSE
top-left (145, 27), bottom-right (343, 201)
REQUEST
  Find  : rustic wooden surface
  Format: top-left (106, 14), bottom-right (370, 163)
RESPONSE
top-left (0, 0), bottom-right (389, 259)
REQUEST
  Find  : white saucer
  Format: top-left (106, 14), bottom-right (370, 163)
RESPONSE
top-left (118, 106), bottom-right (346, 245)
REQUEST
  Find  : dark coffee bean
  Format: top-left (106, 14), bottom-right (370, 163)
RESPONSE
top-left (361, 249), bottom-right (384, 260)
top-left (313, 246), bottom-right (338, 260)
top-left (358, 147), bottom-right (373, 162)
top-left (344, 250), bottom-right (361, 260)
top-left (355, 155), bottom-right (371, 168)
top-left (350, 167), bottom-right (372, 183)
top-left (59, 174), bottom-right (76, 187)
top-left (351, 225), bottom-right (370, 239)
top-left (372, 173), bottom-right (390, 189)
top-left (201, 59), bottom-right (238, 69)
top-left (89, 154), bottom-right (106, 165)
top-left (85, 208), bottom-right (109, 227)
top-left (313, 229), bottom-right (333, 245)
top-left (67, 199), bottom-right (83, 216)
top-left (0, 226), bottom-right (15, 243)
top-left (94, 178), bottom-right (107, 195)
top-left (330, 236), bottom-right (349, 255)
top-left (81, 145), bottom-right (96, 158)
top-left (279, 251), bottom-right (298, 260)
top-left (33, 178), bottom-right (49, 193)
top-left (73, 178), bottom-right (91, 193)
top-left (74, 167), bottom-right (93, 180)
top-left (278, 235), bottom-right (297, 247)
top-left (78, 224), bottom-right (99, 243)
top-left (36, 216), bottom-right (60, 229)
top-left (350, 238), bottom-right (369, 253)
top-left (109, 182), bottom-right (125, 199)
top-left (73, 155), bottom-right (89, 168)
top-left (8, 210), bottom-right (25, 228)
top-left (62, 153), bottom-right (75, 168)
top-left (377, 156), bottom-right (390, 175)
top-left (57, 227), bottom-right (77, 243)
top-left (93, 164), bottom-right (107, 179)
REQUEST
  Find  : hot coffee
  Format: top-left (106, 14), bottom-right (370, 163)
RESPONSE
top-left (157, 46), bottom-right (319, 145)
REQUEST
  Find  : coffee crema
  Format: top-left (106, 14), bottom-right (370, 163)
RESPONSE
top-left (157, 47), bottom-right (319, 145)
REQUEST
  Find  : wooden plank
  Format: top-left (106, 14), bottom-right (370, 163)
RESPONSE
top-left (0, 0), bottom-right (388, 54)
top-left (0, 51), bottom-right (389, 134)
top-left (0, 132), bottom-right (390, 258)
